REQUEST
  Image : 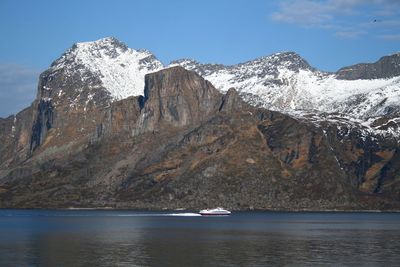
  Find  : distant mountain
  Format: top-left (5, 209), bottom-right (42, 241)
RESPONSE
top-left (337, 53), bottom-right (400, 80)
top-left (170, 52), bottom-right (400, 139)
top-left (1, 37), bottom-right (400, 210)
top-left (171, 53), bottom-right (400, 117)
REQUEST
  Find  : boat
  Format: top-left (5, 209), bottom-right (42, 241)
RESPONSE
top-left (199, 207), bottom-right (231, 216)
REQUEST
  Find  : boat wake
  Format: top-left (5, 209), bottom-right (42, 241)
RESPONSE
top-left (166, 213), bottom-right (202, 217)
top-left (0, 211), bottom-right (202, 217)
top-left (113, 213), bottom-right (202, 217)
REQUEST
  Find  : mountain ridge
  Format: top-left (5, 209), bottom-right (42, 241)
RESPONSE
top-left (1, 37), bottom-right (400, 210)
top-left (2, 37), bottom-right (399, 120)
top-left (41, 37), bottom-right (400, 126)
top-left (2, 66), bottom-right (400, 210)
top-left (336, 52), bottom-right (400, 80)
top-left (3, 37), bottom-right (400, 143)
top-left (169, 48), bottom-right (400, 136)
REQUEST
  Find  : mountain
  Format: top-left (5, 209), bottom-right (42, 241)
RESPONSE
top-left (48, 36), bottom-right (163, 101)
top-left (0, 37), bottom-right (163, 172)
top-left (337, 52), bottom-right (400, 80)
top-left (170, 52), bottom-right (400, 137)
top-left (1, 37), bottom-right (400, 210)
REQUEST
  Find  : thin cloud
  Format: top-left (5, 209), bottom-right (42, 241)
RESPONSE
top-left (271, 0), bottom-right (366, 26)
top-left (0, 64), bottom-right (40, 117)
top-left (271, 0), bottom-right (336, 27)
top-left (379, 34), bottom-right (400, 41)
top-left (335, 30), bottom-right (366, 39)
top-left (271, 0), bottom-right (400, 39)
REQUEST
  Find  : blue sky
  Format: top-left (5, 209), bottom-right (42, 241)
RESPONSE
top-left (0, 0), bottom-right (399, 117)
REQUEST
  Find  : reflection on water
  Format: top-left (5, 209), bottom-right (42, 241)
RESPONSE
top-left (1, 210), bottom-right (400, 266)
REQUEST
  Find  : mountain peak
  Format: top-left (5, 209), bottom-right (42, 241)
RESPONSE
top-left (74, 36), bottom-right (128, 51)
top-left (169, 58), bottom-right (200, 65)
top-left (47, 37), bottom-right (164, 101)
top-left (54, 37), bottom-right (130, 66)
top-left (169, 58), bottom-right (226, 76)
top-left (251, 51), bottom-right (314, 72)
top-left (269, 51), bottom-right (300, 58)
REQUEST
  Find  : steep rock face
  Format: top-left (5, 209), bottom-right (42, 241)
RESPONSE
top-left (0, 117), bottom-right (15, 165)
top-left (18, 38), bottom-right (163, 160)
top-left (135, 67), bottom-right (222, 133)
top-left (219, 88), bottom-right (245, 113)
top-left (337, 53), bottom-right (400, 80)
top-left (30, 99), bottom-right (54, 151)
top-left (109, 96), bottom-right (142, 136)
top-left (1, 38), bottom-right (164, 174)
top-left (0, 106), bottom-right (35, 172)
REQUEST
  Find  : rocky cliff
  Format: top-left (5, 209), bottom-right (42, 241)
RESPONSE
top-left (1, 38), bottom-right (400, 210)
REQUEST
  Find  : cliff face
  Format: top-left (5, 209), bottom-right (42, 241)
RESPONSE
top-left (134, 66), bottom-right (222, 134)
top-left (0, 106), bottom-right (35, 172)
top-left (1, 65), bottom-right (399, 210)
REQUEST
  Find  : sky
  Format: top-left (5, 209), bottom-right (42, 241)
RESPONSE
top-left (0, 0), bottom-right (399, 117)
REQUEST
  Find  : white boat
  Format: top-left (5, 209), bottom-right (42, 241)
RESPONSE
top-left (199, 207), bottom-right (231, 216)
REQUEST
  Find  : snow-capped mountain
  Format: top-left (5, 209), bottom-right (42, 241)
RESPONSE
top-left (170, 52), bottom-right (400, 121)
top-left (3, 37), bottom-right (400, 211)
top-left (37, 37), bottom-right (400, 137)
top-left (47, 37), bottom-right (163, 102)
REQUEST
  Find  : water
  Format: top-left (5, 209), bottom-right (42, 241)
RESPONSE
top-left (1, 210), bottom-right (400, 266)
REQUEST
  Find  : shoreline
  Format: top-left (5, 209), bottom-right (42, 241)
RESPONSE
top-left (1, 207), bottom-right (400, 213)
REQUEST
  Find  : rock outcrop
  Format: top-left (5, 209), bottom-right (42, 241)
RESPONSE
top-left (134, 66), bottom-right (222, 134)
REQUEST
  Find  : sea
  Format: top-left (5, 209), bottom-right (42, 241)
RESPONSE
top-left (0, 209), bottom-right (399, 266)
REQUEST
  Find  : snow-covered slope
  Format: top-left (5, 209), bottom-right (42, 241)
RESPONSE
top-left (49, 37), bottom-right (163, 100)
top-left (170, 53), bottom-right (400, 120)
top-left (48, 38), bottom-right (400, 121)
top-left (43, 37), bottom-right (400, 137)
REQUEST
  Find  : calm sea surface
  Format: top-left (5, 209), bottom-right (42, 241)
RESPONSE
top-left (0, 210), bottom-right (399, 266)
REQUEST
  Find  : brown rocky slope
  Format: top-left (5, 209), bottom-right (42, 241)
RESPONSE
top-left (1, 66), bottom-right (400, 210)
